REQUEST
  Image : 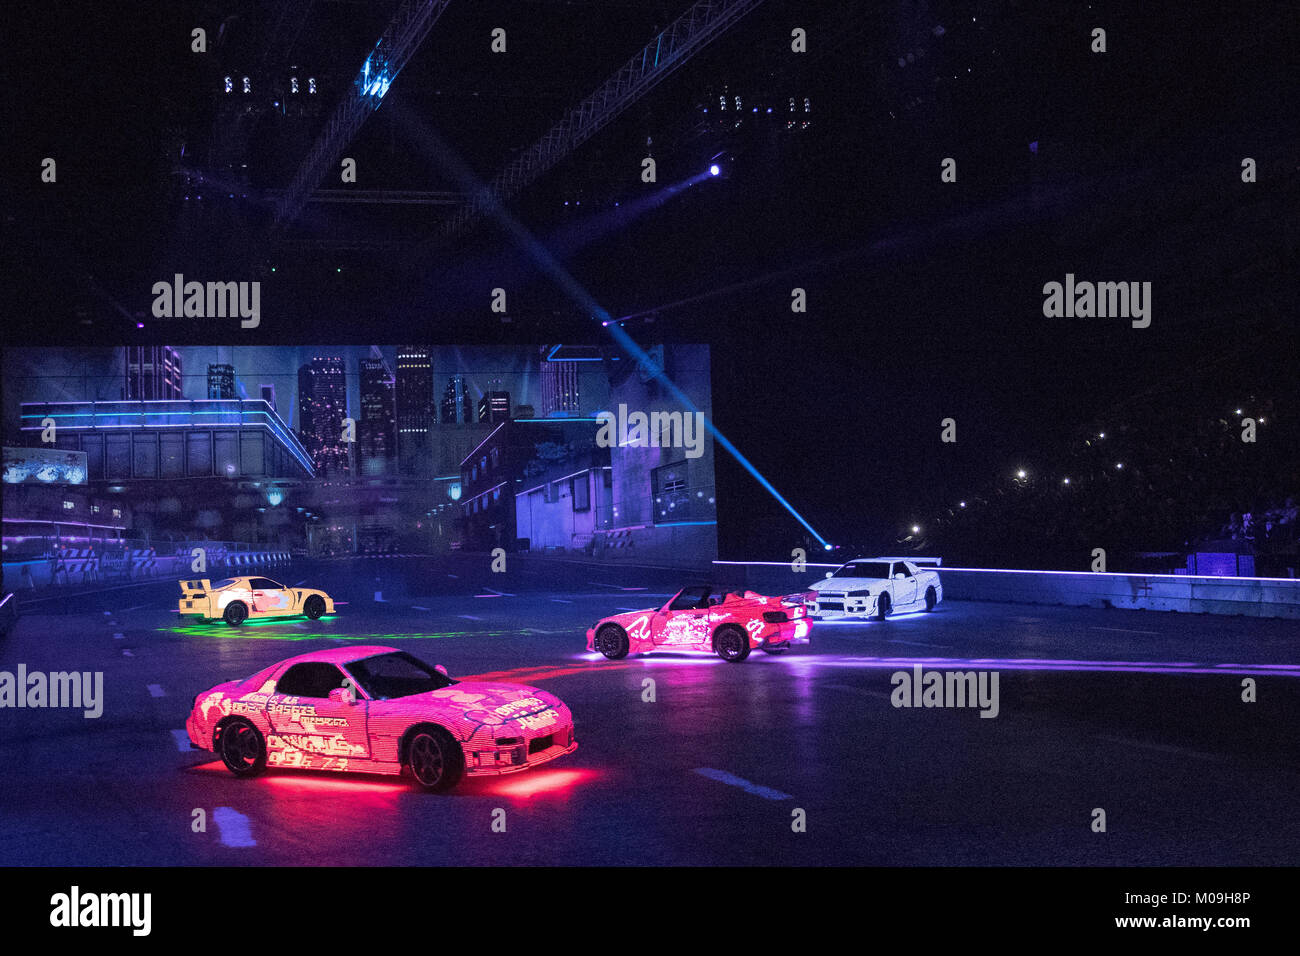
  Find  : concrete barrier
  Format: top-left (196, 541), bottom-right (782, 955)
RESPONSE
top-left (711, 561), bottom-right (1300, 620)
top-left (938, 567), bottom-right (1300, 619)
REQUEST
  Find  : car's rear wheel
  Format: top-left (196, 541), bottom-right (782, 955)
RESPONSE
top-left (595, 624), bottom-right (629, 660)
top-left (217, 717), bottom-right (266, 777)
top-left (406, 725), bottom-right (465, 793)
top-left (875, 594), bottom-right (890, 621)
top-left (924, 587), bottom-right (937, 612)
top-left (715, 625), bottom-right (751, 662)
top-left (304, 595), bottom-right (326, 620)
top-left (223, 601), bottom-right (248, 627)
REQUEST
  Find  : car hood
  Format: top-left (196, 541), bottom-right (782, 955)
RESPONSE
top-left (414, 682), bottom-right (564, 726)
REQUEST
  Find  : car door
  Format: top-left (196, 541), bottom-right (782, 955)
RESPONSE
top-left (266, 661), bottom-right (370, 763)
top-left (249, 577), bottom-right (293, 614)
top-left (658, 587), bottom-right (713, 646)
top-left (890, 563), bottom-right (918, 608)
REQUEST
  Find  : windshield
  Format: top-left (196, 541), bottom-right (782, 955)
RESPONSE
top-left (668, 586), bottom-right (714, 610)
top-left (831, 562), bottom-right (891, 580)
top-left (345, 651), bottom-right (456, 700)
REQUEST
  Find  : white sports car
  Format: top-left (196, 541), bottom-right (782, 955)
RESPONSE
top-left (806, 558), bottom-right (943, 620)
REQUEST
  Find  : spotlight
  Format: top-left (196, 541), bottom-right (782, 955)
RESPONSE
top-left (1016, 469), bottom-right (1026, 479)
top-left (959, 501), bottom-right (966, 507)
top-left (709, 164), bottom-right (720, 176)
top-left (911, 525), bottom-right (920, 534)
top-left (1063, 477), bottom-right (1070, 485)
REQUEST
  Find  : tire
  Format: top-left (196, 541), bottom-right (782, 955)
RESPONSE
top-left (874, 593), bottom-right (890, 621)
top-left (406, 725), bottom-right (465, 793)
top-left (304, 595), bottom-right (326, 620)
top-left (223, 601), bottom-right (249, 627)
top-left (217, 717), bottom-right (267, 777)
top-left (924, 587), bottom-right (937, 612)
top-left (595, 624), bottom-right (629, 660)
top-left (761, 642), bottom-right (790, 655)
top-left (714, 625), bottom-right (751, 663)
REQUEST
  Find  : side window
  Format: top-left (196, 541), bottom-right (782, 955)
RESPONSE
top-left (893, 563), bottom-right (912, 579)
top-left (669, 588), bottom-right (710, 611)
top-left (251, 578), bottom-right (281, 590)
top-left (276, 662), bottom-right (348, 698)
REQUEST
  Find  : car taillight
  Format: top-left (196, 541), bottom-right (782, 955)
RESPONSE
top-left (762, 611), bottom-right (789, 623)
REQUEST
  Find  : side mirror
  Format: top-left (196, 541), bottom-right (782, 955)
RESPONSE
top-left (894, 573), bottom-right (905, 580)
top-left (328, 687), bottom-right (356, 705)
top-left (434, 664), bottom-right (449, 676)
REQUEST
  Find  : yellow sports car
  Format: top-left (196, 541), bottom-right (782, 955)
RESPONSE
top-left (178, 576), bottom-right (336, 627)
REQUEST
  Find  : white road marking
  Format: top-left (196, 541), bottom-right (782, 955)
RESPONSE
top-left (213, 807), bottom-right (257, 848)
top-left (1091, 627), bottom-right (1162, 636)
top-left (170, 730), bottom-right (191, 752)
top-left (148, 684), bottom-right (166, 698)
top-left (694, 768), bottom-right (793, 800)
top-left (483, 587), bottom-right (515, 597)
top-left (447, 573), bottom-right (459, 579)
top-left (113, 632), bottom-right (125, 640)
top-left (458, 614), bottom-right (482, 621)
top-left (550, 598), bottom-right (573, 604)
top-left (122, 650), bottom-right (133, 657)
top-left (294, 579), bottom-right (308, 586)
top-left (1095, 734), bottom-right (1223, 761)
top-left (886, 639), bottom-right (951, 648)
top-left (120, 603), bottom-right (152, 612)
top-left (588, 582), bottom-right (648, 591)
top-left (412, 605), bottom-right (430, 611)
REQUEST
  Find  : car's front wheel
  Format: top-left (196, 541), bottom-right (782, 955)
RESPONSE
top-left (406, 725), bottom-right (465, 793)
top-left (223, 601), bottom-right (248, 627)
top-left (924, 587), bottom-right (937, 612)
top-left (595, 624), bottom-right (629, 660)
top-left (304, 595), bottom-right (326, 620)
top-left (217, 717), bottom-right (266, 777)
top-left (874, 594), bottom-right (890, 621)
top-left (715, 625), bottom-right (751, 662)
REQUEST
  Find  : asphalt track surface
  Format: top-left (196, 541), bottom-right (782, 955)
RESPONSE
top-left (2, 554), bottom-right (1297, 866)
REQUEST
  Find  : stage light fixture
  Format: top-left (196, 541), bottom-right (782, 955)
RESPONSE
top-left (709, 164), bottom-right (720, 176)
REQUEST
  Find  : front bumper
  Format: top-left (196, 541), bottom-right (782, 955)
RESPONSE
top-left (464, 724), bottom-right (578, 776)
top-left (808, 594), bottom-right (878, 619)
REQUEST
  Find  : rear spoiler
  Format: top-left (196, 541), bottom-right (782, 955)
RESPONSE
top-left (180, 579), bottom-right (212, 595)
top-left (871, 556), bottom-right (943, 567)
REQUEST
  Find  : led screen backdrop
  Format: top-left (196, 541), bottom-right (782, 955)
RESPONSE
top-left (1, 345), bottom-right (716, 565)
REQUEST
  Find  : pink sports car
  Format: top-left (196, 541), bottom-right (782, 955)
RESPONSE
top-left (185, 645), bottom-right (577, 792)
top-left (586, 585), bottom-right (812, 662)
